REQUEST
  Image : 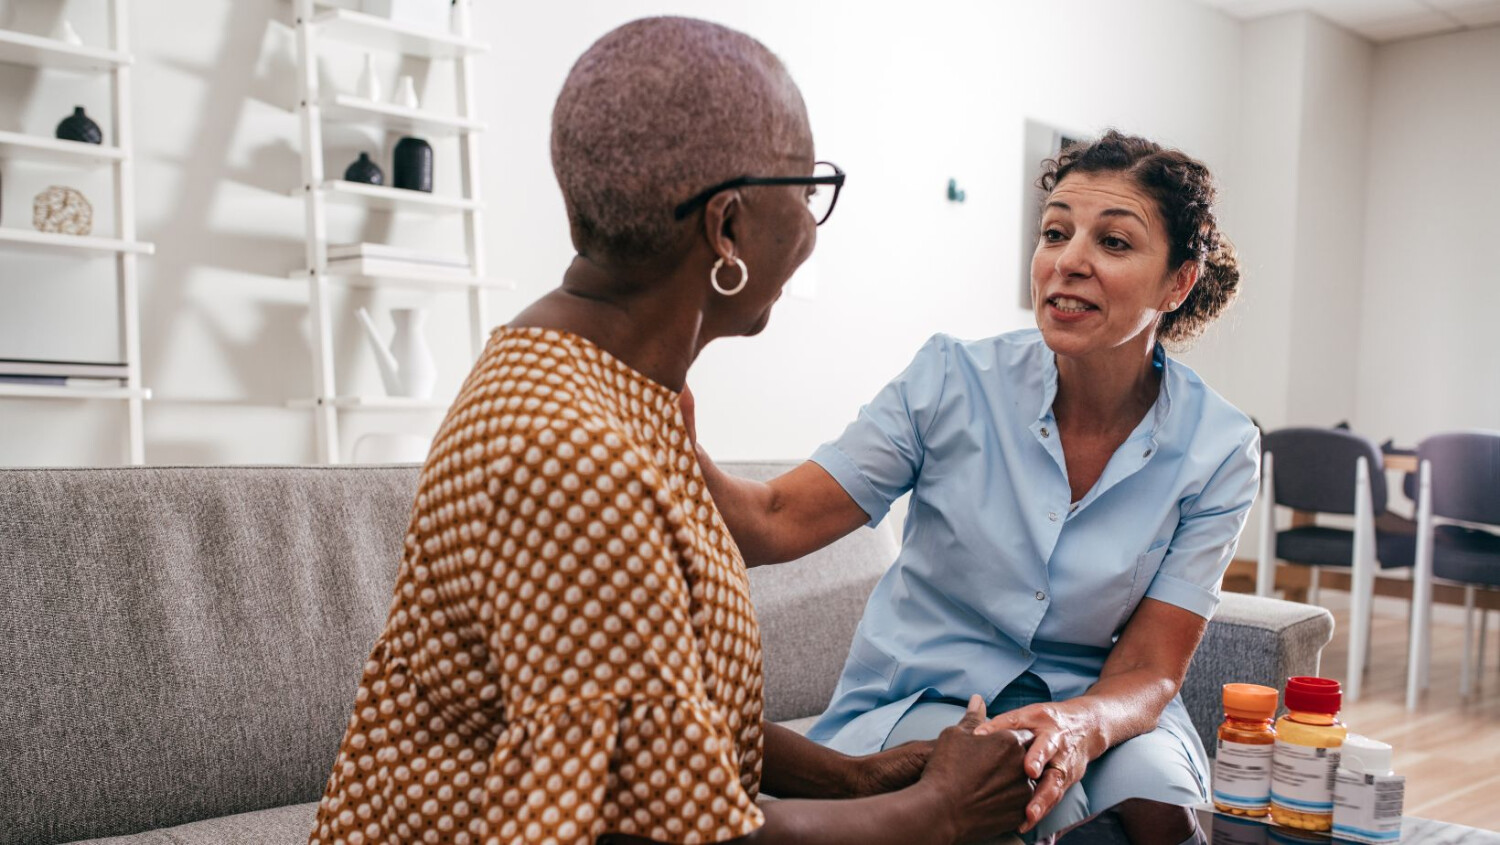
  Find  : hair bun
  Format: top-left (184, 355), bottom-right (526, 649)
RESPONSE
top-left (1204, 235), bottom-right (1241, 291)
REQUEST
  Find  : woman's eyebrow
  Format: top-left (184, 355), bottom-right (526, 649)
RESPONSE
top-left (1100, 208), bottom-right (1148, 227)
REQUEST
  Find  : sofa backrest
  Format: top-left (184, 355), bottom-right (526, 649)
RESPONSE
top-left (0, 466), bottom-right (421, 845)
top-left (0, 461), bottom-right (894, 844)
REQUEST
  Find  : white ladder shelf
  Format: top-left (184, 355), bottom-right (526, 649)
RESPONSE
top-left (290, 0), bottom-right (497, 463)
top-left (0, 0), bottom-right (153, 463)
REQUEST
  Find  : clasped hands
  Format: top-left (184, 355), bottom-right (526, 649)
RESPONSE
top-left (854, 695), bottom-right (1095, 839)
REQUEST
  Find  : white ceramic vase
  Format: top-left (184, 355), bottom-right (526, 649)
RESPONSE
top-left (394, 75), bottom-right (420, 109)
top-left (356, 306), bottom-right (436, 399)
top-left (357, 53), bottom-right (382, 102)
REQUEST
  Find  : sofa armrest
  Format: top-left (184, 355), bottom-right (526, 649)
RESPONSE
top-left (1183, 592), bottom-right (1335, 755)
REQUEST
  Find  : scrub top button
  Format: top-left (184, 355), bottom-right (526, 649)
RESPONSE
top-left (1035, 591), bottom-right (1046, 601)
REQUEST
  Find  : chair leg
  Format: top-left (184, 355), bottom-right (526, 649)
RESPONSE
top-left (1406, 461), bottom-right (1434, 711)
top-left (1462, 587), bottom-right (1476, 697)
top-left (1479, 607), bottom-right (1490, 694)
top-left (1256, 454), bottom-right (1276, 598)
top-left (1308, 566), bottom-right (1321, 606)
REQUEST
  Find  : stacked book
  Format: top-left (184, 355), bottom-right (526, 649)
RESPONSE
top-left (0, 358), bottom-right (127, 389)
top-left (325, 243), bottom-right (473, 281)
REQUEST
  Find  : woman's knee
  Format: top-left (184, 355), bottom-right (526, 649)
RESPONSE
top-left (1083, 729), bottom-right (1206, 811)
top-left (881, 700), bottom-right (968, 749)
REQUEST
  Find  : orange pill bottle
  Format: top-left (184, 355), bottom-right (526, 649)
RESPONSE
top-left (1212, 683), bottom-right (1279, 816)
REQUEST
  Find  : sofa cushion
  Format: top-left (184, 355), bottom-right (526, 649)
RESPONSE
top-left (68, 802), bottom-right (319, 845)
top-left (0, 467), bottom-right (420, 845)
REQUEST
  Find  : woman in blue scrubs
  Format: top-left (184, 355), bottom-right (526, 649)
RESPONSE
top-left (697, 130), bottom-right (1258, 842)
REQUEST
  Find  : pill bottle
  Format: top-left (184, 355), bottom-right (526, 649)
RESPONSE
top-left (1332, 734), bottom-right (1405, 844)
top-left (1270, 676), bottom-right (1347, 831)
top-left (1213, 683), bottom-right (1279, 816)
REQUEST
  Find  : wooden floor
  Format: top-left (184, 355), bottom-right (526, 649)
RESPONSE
top-left (1313, 604), bottom-right (1500, 830)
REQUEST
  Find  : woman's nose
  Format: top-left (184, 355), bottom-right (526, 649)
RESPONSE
top-left (1055, 238), bottom-right (1091, 278)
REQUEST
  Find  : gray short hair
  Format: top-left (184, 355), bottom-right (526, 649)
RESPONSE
top-left (551, 17), bottom-right (811, 261)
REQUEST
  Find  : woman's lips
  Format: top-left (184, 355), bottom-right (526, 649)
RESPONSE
top-left (1045, 295), bottom-right (1099, 321)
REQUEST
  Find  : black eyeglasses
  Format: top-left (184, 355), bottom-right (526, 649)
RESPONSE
top-left (673, 161), bottom-right (845, 226)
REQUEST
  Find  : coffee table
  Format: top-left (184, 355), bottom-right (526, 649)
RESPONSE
top-left (1054, 801), bottom-right (1500, 844)
top-left (1196, 805), bottom-right (1499, 844)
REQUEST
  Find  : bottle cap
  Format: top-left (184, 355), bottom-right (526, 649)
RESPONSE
top-left (1339, 734), bottom-right (1393, 776)
top-left (1284, 676), bottom-right (1342, 714)
top-left (1222, 683), bottom-right (1279, 720)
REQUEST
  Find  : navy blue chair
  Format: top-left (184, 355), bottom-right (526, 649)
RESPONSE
top-left (1256, 427), bottom-right (1415, 702)
top-left (1406, 431), bottom-right (1500, 708)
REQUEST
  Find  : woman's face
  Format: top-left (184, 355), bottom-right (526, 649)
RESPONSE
top-left (1030, 171), bottom-right (1191, 361)
top-left (720, 149), bottom-right (819, 337)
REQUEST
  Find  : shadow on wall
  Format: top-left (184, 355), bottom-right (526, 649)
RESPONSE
top-left (139, 2), bottom-right (313, 424)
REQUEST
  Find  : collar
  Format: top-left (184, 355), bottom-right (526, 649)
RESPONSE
top-left (1035, 342), bottom-right (1173, 439)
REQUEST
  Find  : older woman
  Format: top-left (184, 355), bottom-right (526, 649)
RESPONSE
top-left (699, 131), bottom-right (1257, 842)
top-left (308, 17), bottom-right (1031, 845)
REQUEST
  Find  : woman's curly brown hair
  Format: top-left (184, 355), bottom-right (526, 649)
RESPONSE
top-left (1038, 129), bottom-right (1241, 345)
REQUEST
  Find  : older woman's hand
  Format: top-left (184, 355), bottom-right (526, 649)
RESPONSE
top-left (975, 700), bottom-right (1103, 834)
top-left (847, 739), bottom-right (933, 797)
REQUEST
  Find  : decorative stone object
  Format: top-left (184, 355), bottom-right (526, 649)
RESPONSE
top-left (33, 186), bottom-right (93, 236)
top-left (56, 107), bottom-right (103, 145)
top-left (393, 136), bottom-right (433, 192)
top-left (344, 152), bottom-right (384, 185)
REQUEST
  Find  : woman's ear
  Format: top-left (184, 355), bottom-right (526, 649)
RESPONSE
top-left (1166, 261), bottom-right (1200, 310)
top-left (703, 190), bottom-right (741, 262)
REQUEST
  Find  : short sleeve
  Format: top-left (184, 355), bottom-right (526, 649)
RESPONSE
top-left (811, 334), bottom-right (952, 527)
top-left (1144, 427), bottom-right (1262, 619)
top-left (485, 697), bottom-right (763, 844)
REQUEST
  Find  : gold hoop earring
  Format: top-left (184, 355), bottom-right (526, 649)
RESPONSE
top-left (711, 256), bottom-right (749, 296)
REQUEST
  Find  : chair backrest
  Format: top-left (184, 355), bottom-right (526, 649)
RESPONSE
top-left (1262, 427), bottom-right (1388, 515)
top-left (1418, 431), bottom-right (1500, 525)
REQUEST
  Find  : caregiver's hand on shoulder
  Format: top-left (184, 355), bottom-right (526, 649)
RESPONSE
top-left (975, 700), bottom-right (1101, 834)
top-left (921, 695), bottom-right (1033, 842)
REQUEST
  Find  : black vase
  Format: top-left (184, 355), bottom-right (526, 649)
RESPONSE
top-left (393, 137), bottom-right (433, 193)
top-left (56, 106), bottom-right (103, 145)
top-left (344, 152), bottom-right (384, 186)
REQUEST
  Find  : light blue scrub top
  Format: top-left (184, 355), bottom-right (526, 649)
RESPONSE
top-left (806, 329), bottom-right (1260, 757)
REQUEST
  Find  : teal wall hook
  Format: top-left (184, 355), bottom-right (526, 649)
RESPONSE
top-left (947, 178), bottom-right (967, 203)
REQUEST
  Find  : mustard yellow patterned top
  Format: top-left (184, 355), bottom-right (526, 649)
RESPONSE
top-left (310, 327), bottom-right (766, 845)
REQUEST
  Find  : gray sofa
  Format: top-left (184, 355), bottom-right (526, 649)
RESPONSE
top-left (0, 462), bottom-right (1333, 844)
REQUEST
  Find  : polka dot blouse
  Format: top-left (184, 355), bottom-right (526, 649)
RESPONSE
top-left (310, 327), bottom-right (766, 845)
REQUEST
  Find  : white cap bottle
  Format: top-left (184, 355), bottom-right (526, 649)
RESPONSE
top-left (1332, 734), bottom-right (1403, 843)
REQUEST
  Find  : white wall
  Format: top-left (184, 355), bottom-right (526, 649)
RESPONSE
top-left (1172, 12), bottom-right (1375, 559)
top-left (1355, 25), bottom-right (1500, 447)
top-left (0, 0), bottom-right (1248, 465)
